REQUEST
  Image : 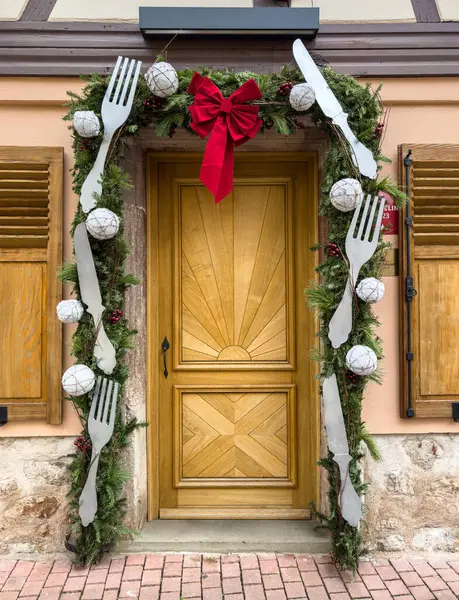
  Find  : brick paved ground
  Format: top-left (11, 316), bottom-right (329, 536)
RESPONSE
top-left (0, 554), bottom-right (458, 600)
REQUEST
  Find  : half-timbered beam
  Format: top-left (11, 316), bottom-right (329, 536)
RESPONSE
top-left (410, 0), bottom-right (441, 22)
top-left (1, 20), bottom-right (459, 77)
top-left (20, 0), bottom-right (58, 21)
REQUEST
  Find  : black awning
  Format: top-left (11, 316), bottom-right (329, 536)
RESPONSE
top-left (139, 7), bottom-right (319, 39)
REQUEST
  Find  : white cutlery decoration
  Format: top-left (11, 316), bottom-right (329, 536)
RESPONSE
top-left (79, 376), bottom-right (118, 527)
top-left (74, 223), bottom-right (116, 374)
top-left (323, 374), bottom-right (362, 527)
top-left (328, 194), bottom-right (385, 349)
top-left (293, 39), bottom-right (377, 180)
top-left (79, 56), bottom-right (142, 213)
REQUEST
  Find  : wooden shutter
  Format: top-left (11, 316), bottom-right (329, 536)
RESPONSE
top-left (0, 147), bottom-right (63, 424)
top-left (399, 144), bottom-right (459, 418)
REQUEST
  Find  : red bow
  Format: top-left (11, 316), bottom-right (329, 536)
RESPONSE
top-left (188, 72), bottom-right (262, 203)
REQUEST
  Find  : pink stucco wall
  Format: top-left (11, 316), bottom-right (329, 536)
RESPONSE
top-left (361, 78), bottom-right (459, 433)
top-left (0, 76), bottom-right (458, 438)
top-left (0, 78), bottom-right (82, 437)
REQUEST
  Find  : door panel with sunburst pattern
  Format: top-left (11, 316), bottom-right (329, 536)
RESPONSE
top-left (176, 181), bottom-right (294, 369)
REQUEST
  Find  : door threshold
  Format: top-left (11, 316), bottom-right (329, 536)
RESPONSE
top-left (117, 520), bottom-right (331, 554)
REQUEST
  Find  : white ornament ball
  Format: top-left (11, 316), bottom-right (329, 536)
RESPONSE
top-left (346, 345), bottom-right (378, 376)
top-left (86, 208), bottom-right (120, 240)
top-left (62, 364), bottom-right (96, 397)
top-left (144, 61), bottom-right (179, 98)
top-left (356, 277), bottom-right (385, 304)
top-left (73, 110), bottom-right (100, 138)
top-left (56, 299), bottom-right (84, 323)
top-left (330, 178), bottom-right (363, 212)
top-left (289, 83), bottom-right (316, 112)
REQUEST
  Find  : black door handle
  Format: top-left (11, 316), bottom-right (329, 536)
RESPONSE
top-left (161, 337), bottom-right (170, 378)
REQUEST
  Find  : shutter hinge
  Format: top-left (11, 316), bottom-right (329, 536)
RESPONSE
top-left (452, 403), bottom-right (459, 423)
top-left (404, 149), bottom-right (414, 420)
top-left (405, 276), bottom-right (417, 302)
top-left (0, 407), bottom-right (7, 426)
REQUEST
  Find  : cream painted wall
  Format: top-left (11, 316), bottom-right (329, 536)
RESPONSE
top-left (49, 0), bottom-right (252, 22)
top-left (291, 0), bottom-right (416, 22)
top-left (1, 0), bottom-right (454, 23)
top-left (436, 0), bottom-right (459, 21)
top-left (0, 0), bottom-right (27, 20)
top-left (1, 76), bottom-right (459, 438)
top-left (48, 0), bottom-right (418, 23)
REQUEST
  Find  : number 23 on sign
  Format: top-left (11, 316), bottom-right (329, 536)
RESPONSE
top-left (379, 191), bottom-right (399, 235)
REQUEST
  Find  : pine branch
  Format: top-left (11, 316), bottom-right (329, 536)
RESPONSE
top-left (63, 60), bottom-right (394, 569)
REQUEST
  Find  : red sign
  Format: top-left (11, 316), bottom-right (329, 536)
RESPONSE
top-left (379, 192), bottom-right (399, 235)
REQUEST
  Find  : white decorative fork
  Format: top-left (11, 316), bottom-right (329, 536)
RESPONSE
top-left (79, 56), bottom-right (142, 213)
top-left (328, 194), bottom-right (386, 349)
top-left (79, 376), bottom-right (119, 527)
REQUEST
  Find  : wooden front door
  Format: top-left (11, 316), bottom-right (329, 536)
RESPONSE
top-left (148, 153), bottom-right (319, 519)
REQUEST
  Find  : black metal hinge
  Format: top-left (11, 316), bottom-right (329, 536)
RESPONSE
top-left (404, 150), bottom-right (415, 419)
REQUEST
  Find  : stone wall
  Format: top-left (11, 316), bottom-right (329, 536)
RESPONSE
top-left (364, 434), bottom-right (459, 554)
top-left (1, 433), bottom-right (459, 556)
top-left (0, 437), bottom-right (74, 555)
top-left (122, 143), bottom-right (149, 531)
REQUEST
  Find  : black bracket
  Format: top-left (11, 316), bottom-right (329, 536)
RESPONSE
top-left (0, 406), bottom-right (8, 426)
top-left (452, 403), bottom-right (459, 423)
top-left (64, 533), bottom-right (77, 554)
top-left (404, 149), bottom-right (413, 168)
top-left (405, 276), bottom-right (417, 302)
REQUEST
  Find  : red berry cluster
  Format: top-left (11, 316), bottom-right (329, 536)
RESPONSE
top-left (373, 122), bottom-right (384, 139)
top-left (294, 119), bottom-right (305, 131)
top-left (109, 309), bottom-right (123, 324)
top-left (74, 436), bottom-right (92, 452)
top-left (278, 81), bottom-right (293, 96)
top-left (327, 243), bottom-right (340, 258)
top-left (143, 97), bottom-right (163, 110)
top-left (347, 371), bottom-right (359, 384)
top-left (169, 125), bottom-right (177, 138)
top-left (78, 138), bottom-right (90, 152)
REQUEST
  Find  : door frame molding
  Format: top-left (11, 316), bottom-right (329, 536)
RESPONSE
top-left (146, 151), bottom-right (320, 520)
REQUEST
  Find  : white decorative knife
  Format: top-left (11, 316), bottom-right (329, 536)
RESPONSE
top-left (322, 374), bottom-right (362, 527)
top-left (74, 223), bottom-right (116, 375)
top-left (293, 39), bottom-right (377, 180)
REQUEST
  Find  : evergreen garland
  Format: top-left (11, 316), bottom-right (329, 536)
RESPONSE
top-left (63, 60), bottom-right (404, 569)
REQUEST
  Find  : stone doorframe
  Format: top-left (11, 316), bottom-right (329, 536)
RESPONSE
top-left (120, 119), bottom-right (329, 531)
